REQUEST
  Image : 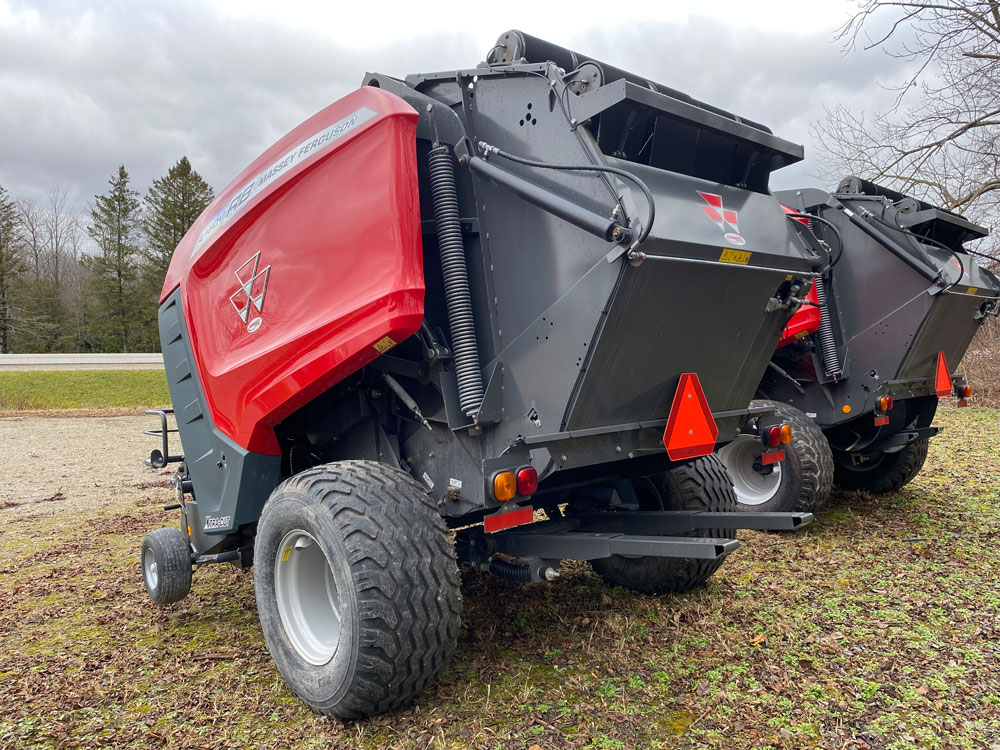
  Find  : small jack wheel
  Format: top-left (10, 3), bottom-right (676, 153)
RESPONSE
top-left (141, 527), bottom-right (193, 605)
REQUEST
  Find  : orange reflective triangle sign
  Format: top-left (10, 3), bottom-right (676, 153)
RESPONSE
top-left (935, 351), bottom-right (952, 397)
top-left (663, 373), bottom-right (719, 461)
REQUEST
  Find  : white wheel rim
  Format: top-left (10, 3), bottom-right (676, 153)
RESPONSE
top-left (274, 530), bottom-right (342, 666)
top-left (144, 548), bottom-right (159, 589)
top-left (718, 435), bottom-right (783, 506)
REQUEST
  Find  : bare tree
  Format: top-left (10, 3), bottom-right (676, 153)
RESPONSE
top-left (16, 199), bottom-right (45, 278)
top-left (815, 1), bottom-right (1000, 239)
top-left (44, 189), bottom-right (80, 292)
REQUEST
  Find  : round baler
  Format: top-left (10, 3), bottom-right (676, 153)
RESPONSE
top-left (719, 177), bottom-right (1000, 513)
top-left (140, 31), bottom-right (823, 717)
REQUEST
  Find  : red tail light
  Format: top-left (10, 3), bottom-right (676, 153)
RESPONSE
top-left (767, 426), bottom-right (781, 447)
top-left (877, 395), bottom-right (894, 411)
top-left (516, 466), bottom-right (538, 496)
top-left (957, 385), bottom-right (973, 399)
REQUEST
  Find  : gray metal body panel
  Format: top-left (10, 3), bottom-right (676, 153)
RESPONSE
top-left (158, 290), bottom-right (282, 552)
top-left (368, 56), bottom-right (820, 515)
top-left (766, 184), bottom-right (999, 451)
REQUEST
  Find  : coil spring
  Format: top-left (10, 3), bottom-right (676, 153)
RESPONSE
top-left (813, 276), bottom-right (842, 380)
top-left (427, 145), bottom-right (484, 416)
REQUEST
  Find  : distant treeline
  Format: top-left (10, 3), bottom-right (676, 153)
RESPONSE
top-left (0, 158), bottom-right (213, 353)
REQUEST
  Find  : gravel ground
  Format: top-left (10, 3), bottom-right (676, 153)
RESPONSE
top-left (0, 414), bottom-right (172, 520)
top-left (2, 409), bottom-right (999, 749)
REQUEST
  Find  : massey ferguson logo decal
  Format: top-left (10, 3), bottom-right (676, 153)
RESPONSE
top-left (697, 191), bottom-right (746, 246)
top-left (229, 251), bottom-right (270, 333)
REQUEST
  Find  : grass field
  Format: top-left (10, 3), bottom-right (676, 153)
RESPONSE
top-left (1, 407), bottom-right (999, 749)
top-left (0, 370), bottom-right (170, 412)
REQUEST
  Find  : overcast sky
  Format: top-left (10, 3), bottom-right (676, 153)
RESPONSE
top-left (0, 0), bottom-right (913, 212)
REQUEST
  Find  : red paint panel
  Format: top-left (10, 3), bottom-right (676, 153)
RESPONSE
top-left (761, 450), bottom-right (784, 465)
top-left (161, 88), bottom-right (423, 453)
top-left (777, 284), bottom-right (821, 349)
top-left (780, 204), bottom-right (810, 227)
top-left (484, 507), bottom-right (534, 534)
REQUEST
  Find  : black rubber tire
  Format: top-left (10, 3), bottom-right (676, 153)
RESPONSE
top-left (141, 527), bottom-right (192, 605)
top-left (722, 400), bottom-right (834, 514)
top-left (833, 438), bottom-right (930, 494)
top-left (253, 460), bottom-right (462, 719)
top-left (589, 455), bottom-right (737, 595)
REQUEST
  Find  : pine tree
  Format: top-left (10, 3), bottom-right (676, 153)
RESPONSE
top-left (143, 156), bottom-right (214, 282)
top-left (86, 166), bottom-right (143, 352)
top-left (0, 185), bottom-right (25, 353)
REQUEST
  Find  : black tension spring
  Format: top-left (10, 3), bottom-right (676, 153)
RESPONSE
top-left (427, 144), bottom-right (485, 417)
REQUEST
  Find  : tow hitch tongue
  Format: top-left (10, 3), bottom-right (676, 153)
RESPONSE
top-left (458, 510), bottom-right (813, 582)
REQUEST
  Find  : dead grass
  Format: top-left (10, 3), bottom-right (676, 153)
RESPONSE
top-left (958, 318), bottom-right (1000, 407)
top-left (1, 408), bottom-right (999, 748)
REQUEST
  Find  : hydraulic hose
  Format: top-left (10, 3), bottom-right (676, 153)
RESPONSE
top-left (488, 558), bottom-right (532, 583)
top-left (427, 144), bottom-right (485, 417)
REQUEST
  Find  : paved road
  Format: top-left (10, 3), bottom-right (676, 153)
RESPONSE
top-left (0, 353), bottom-right (164, 371)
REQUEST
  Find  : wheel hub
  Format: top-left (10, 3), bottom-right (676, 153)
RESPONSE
top-left (718, 435), bottom-right (782, 506)
top-left (143, 548), bottom-right (159, 589)
top-left (274, 530), bottom-right (342, 666)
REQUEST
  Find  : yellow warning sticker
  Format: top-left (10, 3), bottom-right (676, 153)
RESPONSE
top-left (281, 546), bottom-right (292, 562)
top-left (968, 286), bottom-right (979, 295)
top-left (720, 248), bottom-right (752, 265)
top-left (373, 335), bottom-right (397, 354)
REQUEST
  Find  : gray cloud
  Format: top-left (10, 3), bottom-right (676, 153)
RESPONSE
top-left (0, 1), bottom-right (912, 212)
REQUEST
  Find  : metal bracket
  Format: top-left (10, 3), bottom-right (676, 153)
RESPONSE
top-left (144, 409), bottom-right (184, 468)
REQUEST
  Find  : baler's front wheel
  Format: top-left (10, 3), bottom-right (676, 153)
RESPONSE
top-left (253, 460), bottom-right (462, 719)
top-left (589, 455), bottom-right (737, 595)
top-left (718, 400), bottom-right (833, 514)
top-left (140, 527), bottom-right (192, 605)
top-left (833, 438), bottom-right (929, 494)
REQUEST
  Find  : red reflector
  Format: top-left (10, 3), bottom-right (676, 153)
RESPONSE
top-left (484, 506), bottom-right (533, 534)
top-left (958, 399), bottom-right (969, 408)
top-left (663, 373), bottom-right (718, 461)
top-left (516, 466), bottom-right (538, 496)
top-left (935, 352), bottom-right (952, 397)
top-left (874, 415), bottom-right (890, 426)
top-left (761, 450), bottom-right (784, 465)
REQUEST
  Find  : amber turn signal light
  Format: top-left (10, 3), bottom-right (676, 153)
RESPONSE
top-left (493, 471), bottom-right (517, 502)
top-left (877, 395), bottom-right (894, 411)
top-left (779, 424), bottom-right (792, 445)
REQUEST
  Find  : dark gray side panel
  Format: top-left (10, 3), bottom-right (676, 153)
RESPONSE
top-left (159, 289), bottom-right (282, 554)
top-left (567, 260), bottom-right (789, 429)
